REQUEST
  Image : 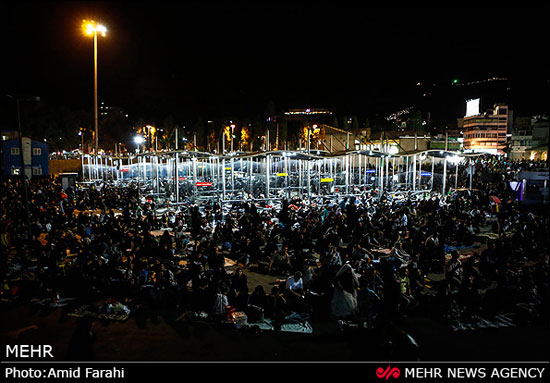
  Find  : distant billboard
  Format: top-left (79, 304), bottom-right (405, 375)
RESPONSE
top-left (465, 98), bottom-right (480, 117)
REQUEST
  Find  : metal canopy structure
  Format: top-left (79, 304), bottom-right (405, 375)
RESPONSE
top-left (81, 149), bottom-right (481, 203)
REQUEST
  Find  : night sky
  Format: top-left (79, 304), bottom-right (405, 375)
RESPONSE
top-left (5, 2), bottom-right (550, 124)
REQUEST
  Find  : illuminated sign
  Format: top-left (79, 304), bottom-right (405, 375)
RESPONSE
top-left (196, 182), bottom-right (212, 187)
top-left (321, 178), bottom-right (334, 182)
top-left (466, 98), bottom-right (480, 117)
top-left (276, 173), bottom-right (288, 176)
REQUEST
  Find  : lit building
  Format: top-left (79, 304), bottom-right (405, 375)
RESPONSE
top-left (99, 102), bottom-right (129, 118)
top-left (428, 134), bottom-right (462, 151)
top-left (462, 99), bottom-right (511, 155)
top-left (509, 115), bottom-right (549, 161)
top-left (1, 136), bottom-right (49, 178)
top-left (284, 108), bottom-right (333, 119)
top-left (283, 108), bottom-right (336, 150)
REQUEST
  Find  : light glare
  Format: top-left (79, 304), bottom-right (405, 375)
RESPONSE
top-left (82, 20), bottom-right (108, 37)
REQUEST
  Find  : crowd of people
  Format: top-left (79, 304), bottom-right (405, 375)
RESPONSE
top-left (1, 156), bottom-right (548, 346)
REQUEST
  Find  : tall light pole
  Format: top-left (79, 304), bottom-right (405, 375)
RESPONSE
top-left (82, 20), bottom-right (107, 154)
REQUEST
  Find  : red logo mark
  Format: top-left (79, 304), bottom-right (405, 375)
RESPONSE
top-left (376, 366), bottom-right (400, 380)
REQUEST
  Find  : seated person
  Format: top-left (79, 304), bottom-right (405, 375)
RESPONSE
top-left (266, 286), bottom-right (289, 330)
top-left (285, 271), bottom-right (305, 312)
top-left (269, 246), bottom-right (291, 275)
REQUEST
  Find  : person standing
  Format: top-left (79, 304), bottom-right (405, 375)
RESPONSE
top-left (330, 263), bottom-right (359, 319)
top-left (230, 268), bottom-right (249, 310)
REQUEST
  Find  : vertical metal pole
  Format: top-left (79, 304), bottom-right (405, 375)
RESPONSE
top-left (404, 156), bottom-right (407, 189)
top-left (192, 156), bottom-right (197, 201)
top-left (285, 155), bottom-right (289, 199)
top-left (358, 153), bottom-right (362, 188)
top-left (442, 157), bottom-right (447, 196)
top-left (298, 158), bottom-right (302, 197)
top-left (413, 154), bottom-right (417, 191)
top-left (392, 157), bottom-right (395, 190)
top-left (352, 154), bottom-right (356, 192)
top-left (231, 157), bottom-right (235, 195)
top-left (385, 155), bottom-right (389, 191)
top-left (222, 158), bottom-right (226, 200)
top-left (175, 155), bottom-right (179, 203)
top-left (317, 160), bottom-right (324, 195)
top-left (249, 157), bottom-right (253, 197)
top-left (307, 157), bottom-right (311, 200)
top-left (431, 156), bottom-right (435, 192)
top-left (175, 129), bottom-right (179, 203)
top-left (150, 155), bottom-right (154, 192)
top-left (380, 156), bottom-right (384, 197)
top-left (15, 100), bottom-right (31, 238)
top-left (345, 155), bottom-right (349, 194)
top-left (375, 157), bottom-right (378, 188)
top-left (156, 156), bottom-right (160, 194)
top-left (455, 160), bottom-right (459, 189)
top-left (137, 156), bottom-right (141, 199)
top-left (93, 32), bottom-right (99, 154)
top-left (418, 157), bottom-right (422, 190)
top-left (266, 154), bottom-right (271, 201)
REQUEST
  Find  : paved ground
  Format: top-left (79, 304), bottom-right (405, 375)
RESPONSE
top-left (2, 300), bottom-right (548, 362)
top-left (2, 259), bottom-right (548, 362)
top-left (2, 224), bottom-right (548, 362)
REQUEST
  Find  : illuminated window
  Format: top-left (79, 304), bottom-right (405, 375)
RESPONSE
top-left (33, 148), bottom-right (42, 156)
top-left (11, 147), bottom-right (20, 155)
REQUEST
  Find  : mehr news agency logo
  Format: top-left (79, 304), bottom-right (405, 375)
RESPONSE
top-left (375, 365), bottom-right (546, 380)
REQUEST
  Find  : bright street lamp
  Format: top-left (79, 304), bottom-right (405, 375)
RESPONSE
top-left (134, 135), bottom-right (145, 145)
top-left (134, 135), bottom-right (144, 153)
top-left (82, 19), bottom-right (107, 154)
